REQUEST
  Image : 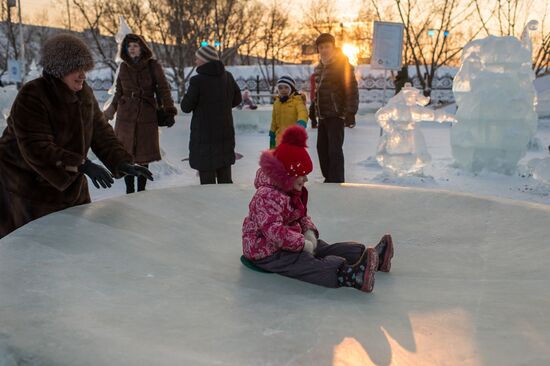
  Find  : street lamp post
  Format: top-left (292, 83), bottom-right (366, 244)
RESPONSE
top-left (17, 0), bottom-right (24, 83)
top-left (7, 0), bottom-right (25, 86)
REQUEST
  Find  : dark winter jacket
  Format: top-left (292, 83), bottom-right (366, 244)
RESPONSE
top-left (394, 66), bottom-right (411, 94)
top-left (180, 61), bottom-right (242, 171)
top-left (0, 74), bottom-right (133, 236)
top-left (111, 34), bottom-right (177, 164)
top-left (313, 51), bottom-right (359, 121)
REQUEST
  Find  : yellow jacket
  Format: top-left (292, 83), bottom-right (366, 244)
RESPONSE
top-left (271, 93), bottom-right (308, 145)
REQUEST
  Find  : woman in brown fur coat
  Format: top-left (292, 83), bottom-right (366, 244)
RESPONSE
top-left (0, 34), bottom-right (153, 239)
top-left (104, 34), bottom-right (177, 194)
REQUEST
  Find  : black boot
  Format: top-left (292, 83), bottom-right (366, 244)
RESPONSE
top-left (124, 175), bottom-right (135, 194)
top-left (337, 247), bottom-right (378, 292)
top-left (137, 175), bottom-right (147, 192)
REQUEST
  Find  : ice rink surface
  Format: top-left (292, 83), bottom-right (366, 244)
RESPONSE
top-left (1, 184), bottom-right (549, 366)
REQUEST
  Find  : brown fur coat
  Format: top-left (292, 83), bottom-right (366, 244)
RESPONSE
top-left (111, 34), bottom-right (177, 163)
top-left (0, 74), bottom-right (133, 237)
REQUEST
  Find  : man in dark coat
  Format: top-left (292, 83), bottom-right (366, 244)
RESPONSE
top-left (180, 45), bottom-right (242, 185)
top-left (0, 34), bottom-right (152, 238)
top-left (312, 33), bottom-right (359, 183)
top-left (104, 33), bottom-right (177, 194)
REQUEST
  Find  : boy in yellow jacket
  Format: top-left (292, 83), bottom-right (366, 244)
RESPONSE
top-left (270, 76), bottom-right (308, 148)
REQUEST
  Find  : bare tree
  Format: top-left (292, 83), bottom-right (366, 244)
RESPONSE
top-left (394, 0), bottom-right (482, 97)
top-left (101, 0), bottom-right (150, 37)
top-left (473, 0), bottom-right (550, 76)
top-left (302, 0), bottom-right (339, 35)
top-left (257, 2), bottom-right (295, 93)
top-left (0, 2), bottom-right (37, 80)
top-left (212, 0), bottom-right (264, 64)
top-left (146, 0), bottom-right (213, 98)
top-left (71, 0), bottom-right (117, 71)
top-left (533, 9), bottom-right (550, 75)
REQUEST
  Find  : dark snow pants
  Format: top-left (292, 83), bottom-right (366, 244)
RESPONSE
top-left (317, 117), bottom-right (345, 183)
top-left (199, 166), bottom-right (232, 185)
top-left (253, 240), bottom-right (365, 288)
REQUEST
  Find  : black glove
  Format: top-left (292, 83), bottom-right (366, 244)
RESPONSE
top-left (78, 159), bottom-right (114, 189)
top-left (308, 102), bottom-right (317, 124)
top-left (165, 115), bottom-right (175, 128)
top-left (344, 113), bottom-right (356, 128)
top-left (118, 163), bottom-right (154, 181)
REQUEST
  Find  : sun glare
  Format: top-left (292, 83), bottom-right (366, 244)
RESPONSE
top-left (342, 43), bottom-right (360, 65)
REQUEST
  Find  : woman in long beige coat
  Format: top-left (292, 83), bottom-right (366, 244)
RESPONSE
top-left (105, 34), bottom-right (177, 194)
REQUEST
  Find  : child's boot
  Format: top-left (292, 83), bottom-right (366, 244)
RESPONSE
top-left (337, 247), bottom-right (379, 292)
top-left (375, 234), bottom-right (394, 272)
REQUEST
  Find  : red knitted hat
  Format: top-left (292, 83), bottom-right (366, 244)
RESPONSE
top-left (273, 126), bottom-right (313, 176)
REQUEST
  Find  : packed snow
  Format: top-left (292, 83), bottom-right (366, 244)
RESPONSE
top-left (83, 108), bottom-right (550, 205)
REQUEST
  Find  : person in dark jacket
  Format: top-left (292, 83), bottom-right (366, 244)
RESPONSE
top-left (180, 45), bottom-right (242, 184)
top-left (0, 34), bottom-right (152, 239)
top-left (312, 33), bottom-right (359, 183)
top-left (394, 66), bottom-right (411, 95)
top-left (104, 33), bottom-right (177, 194)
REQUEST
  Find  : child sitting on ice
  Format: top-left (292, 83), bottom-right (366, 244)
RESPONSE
top-left (269, 76), bottom-right (308, 149)
top-left (242, 126), bottom-right (394, 292)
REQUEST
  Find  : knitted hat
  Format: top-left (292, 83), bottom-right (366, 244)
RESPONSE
top-left (273, 126), bottom-right (313, 176)
top-left (277, 75), bottom-right (297, 92)
top-left (195, 45), bottom-right (220, 63)
top-left (40, 34), bottom-right (94, 78)
top-left (315, 33), bottom-right (336, 47)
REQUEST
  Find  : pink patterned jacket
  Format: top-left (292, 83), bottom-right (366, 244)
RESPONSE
top-left (242, 151), bottom-right (318, 260)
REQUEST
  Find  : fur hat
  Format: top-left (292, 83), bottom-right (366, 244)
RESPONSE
top-left (273, 126), bottom-right (313, 177)
top-left (40, 34), bottom-right (94, 78)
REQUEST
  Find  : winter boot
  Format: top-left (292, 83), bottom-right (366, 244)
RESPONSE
top-left (337, 247), bottom-right (378, 293)
top-left (137, 175), bottom-right (147, 192)
top-left (124, 175), bottom-right (135, 194)
top-left (375, 234), bottom-right (394, 272)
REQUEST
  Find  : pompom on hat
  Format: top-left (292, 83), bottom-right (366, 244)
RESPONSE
top-left (273, 126), bottom-right (313, 176)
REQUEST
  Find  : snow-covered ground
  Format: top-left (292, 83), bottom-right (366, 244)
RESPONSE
top-left (90, 111), bottom-right (550, 205)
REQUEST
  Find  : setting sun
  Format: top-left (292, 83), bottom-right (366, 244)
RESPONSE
top-left (342, 43), bottom-right (359, 65)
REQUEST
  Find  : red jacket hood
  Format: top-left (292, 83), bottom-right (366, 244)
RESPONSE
top-left (256, 151), bottom-right (296, 192)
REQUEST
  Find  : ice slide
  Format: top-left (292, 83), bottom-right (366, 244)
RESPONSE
top-left (1, 184), bottom-right (549, 365)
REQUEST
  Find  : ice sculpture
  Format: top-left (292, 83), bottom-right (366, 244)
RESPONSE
top-left (375, 83), bottom-right (456, 176)
top-left (527, 157), bottom-right (550, 186)
top-left (451, 21), bottom-right (539, 174)
top-left (25, 60), bottom-right (41, 81)
top-left (103, 16), bottom-right (133, 111)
